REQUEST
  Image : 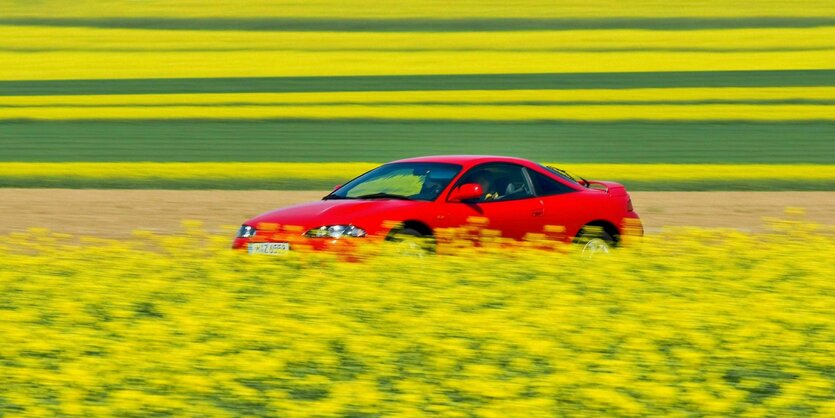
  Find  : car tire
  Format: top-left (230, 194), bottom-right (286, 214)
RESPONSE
top-left (575, 227), bottom-right (617, 257)
top-left (387, 228), bottom-right (435, 257)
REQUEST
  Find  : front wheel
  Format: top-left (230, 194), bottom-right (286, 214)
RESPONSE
top-left (386, 228), bottom-right (435, 257)
top-left (574, 227), bottom-right (617, 257)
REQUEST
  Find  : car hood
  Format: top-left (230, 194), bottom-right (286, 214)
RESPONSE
top-left (246, 198), bottom-right (424, 232)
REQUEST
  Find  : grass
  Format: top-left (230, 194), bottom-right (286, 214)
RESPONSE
top-left (4, 71), bottom-right (835, 96)
top-left (5, 17), bottom-right (835, 31)
top-left (1, 120), bottom-right (833, 164)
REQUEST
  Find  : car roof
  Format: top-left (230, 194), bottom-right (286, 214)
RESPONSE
top-left (391, 155), bottom-right (536, 167)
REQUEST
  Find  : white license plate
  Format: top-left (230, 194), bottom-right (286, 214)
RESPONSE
top-left (248, 242), bottom-right (290, 255)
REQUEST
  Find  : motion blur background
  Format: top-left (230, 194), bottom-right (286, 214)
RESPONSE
top-left (1, 0), bottom-right (834, 234)
top-left (1, 1), bottom-right (834, 416)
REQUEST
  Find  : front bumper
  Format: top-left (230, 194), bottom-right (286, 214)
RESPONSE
top-left (234, 236), bottom-right (357, 252)
top-left (232, 230), bottom-right (379, 253)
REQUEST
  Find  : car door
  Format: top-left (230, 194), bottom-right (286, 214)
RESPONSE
top-left (440, 163), bottom-right (546, 240)
top-left (525, 167), bottom-right (587, 237)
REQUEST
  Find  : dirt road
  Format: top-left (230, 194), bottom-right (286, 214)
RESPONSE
top-left (0, 189), bottom-right (832, 238)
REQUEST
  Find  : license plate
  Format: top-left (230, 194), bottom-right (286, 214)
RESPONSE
top-left (248, 242), bottom-right (290, 255)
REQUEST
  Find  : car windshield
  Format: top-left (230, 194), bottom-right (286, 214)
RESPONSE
top-left (327, 162), bottom-right (462, 202)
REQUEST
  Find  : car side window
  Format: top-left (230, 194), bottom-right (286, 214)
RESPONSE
top-left (455, 163), bottom-right (534, 203)
top-left (527, 169), bottom-right (575, 196)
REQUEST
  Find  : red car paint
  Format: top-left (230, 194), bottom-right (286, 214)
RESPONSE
top-left (233, 156), bottom-right (642, 251)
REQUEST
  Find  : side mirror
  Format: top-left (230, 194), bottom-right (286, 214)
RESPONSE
top-left (333, 184), bottom-right (342, 191)
top-left (448, 183), bottom-right (483, 202)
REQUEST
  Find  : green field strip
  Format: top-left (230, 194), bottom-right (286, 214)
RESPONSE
top-left (0, 177), bottom-right (831, 191)
top-left (2, 120), bottom-right (833, 163)
top-left (3, 17), bottom-right (835, 31)
top-left (3, 70), bottom-right (835, 96)
top-left (3, 99), bottom-right (835, 108)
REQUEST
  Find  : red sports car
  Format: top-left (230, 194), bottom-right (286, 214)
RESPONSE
top-left (233, 155), bottom-right (642, 255)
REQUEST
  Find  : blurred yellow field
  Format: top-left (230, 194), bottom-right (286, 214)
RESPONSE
top-left (6, 87), bottom-right (835, 105)
top-left (3, 103), bottom-right (833, 121)
top-left (5, 49), bottom-right (834, 81)
top-left (5, 89), bottom-right (835, 122)
top-left (6, 26), bottom-right (835, 52)
top-left (4, 22), bottom-right (832, 122)
top-left (3, 162), bottom-right (834, 182)
top-left (5, 87), bottom-right (834, 120)
top-left (1, 226), bottom-right (833, 415)
top-left (1, 0), bottom-right (833, 416)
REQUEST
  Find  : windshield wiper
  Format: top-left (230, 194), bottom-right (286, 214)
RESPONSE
top-left (323, 194), bottom-right (351, 200)
top-left (548, 166), bottom-right (589, 187)
top-left (354, 192), bottom-right (413, 200)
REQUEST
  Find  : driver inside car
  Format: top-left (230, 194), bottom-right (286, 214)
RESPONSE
top-left (466, 170), bottom-right (500, 201)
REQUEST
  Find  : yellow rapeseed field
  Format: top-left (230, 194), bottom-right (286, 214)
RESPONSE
top-left (4, 50), bottom-right (833, 81)
top-left (6, 27), bottom-right (835, 53)
top-left (6, 88), bottom-right (835, 106)
top-left (3, 5), bottom-right (833, 123)
top-left (3, 103), bottom-right (832, 121)
top-left (1, 222), bottom-right (833, 415)
top-left (5, 88), bottom-right (835, 121)
top-left (2, 162), bottom-right (834, 183)
top-left (3, 19), bottom-right (834, 82)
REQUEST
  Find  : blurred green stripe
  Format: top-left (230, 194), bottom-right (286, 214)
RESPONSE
top-left (3, 70), bottom-right (835, 96)
top-left (1, 120), bottom-right (833, 163)
top-left (3, 17), bottom-right (835, 31)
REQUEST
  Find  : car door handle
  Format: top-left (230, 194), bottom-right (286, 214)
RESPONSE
top-left (532, 208), bottom-right (545, 217)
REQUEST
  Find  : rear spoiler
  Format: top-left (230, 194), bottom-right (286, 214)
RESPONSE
top-left (583, 180), bottom-right (627, 197)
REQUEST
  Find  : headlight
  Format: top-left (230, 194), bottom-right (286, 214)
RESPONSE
top-left (304, 225), bottom-right (366, 238)
top-left (236, 225), bottom-right (257, 238)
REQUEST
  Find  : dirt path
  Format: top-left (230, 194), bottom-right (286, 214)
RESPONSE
top-left (0, 189), bottom-right (832, 238)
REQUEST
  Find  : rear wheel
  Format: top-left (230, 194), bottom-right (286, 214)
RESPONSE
top-left (387, 228), bottom-right (435, 257)
top-left (575, 227), bottom-right (617, 257)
